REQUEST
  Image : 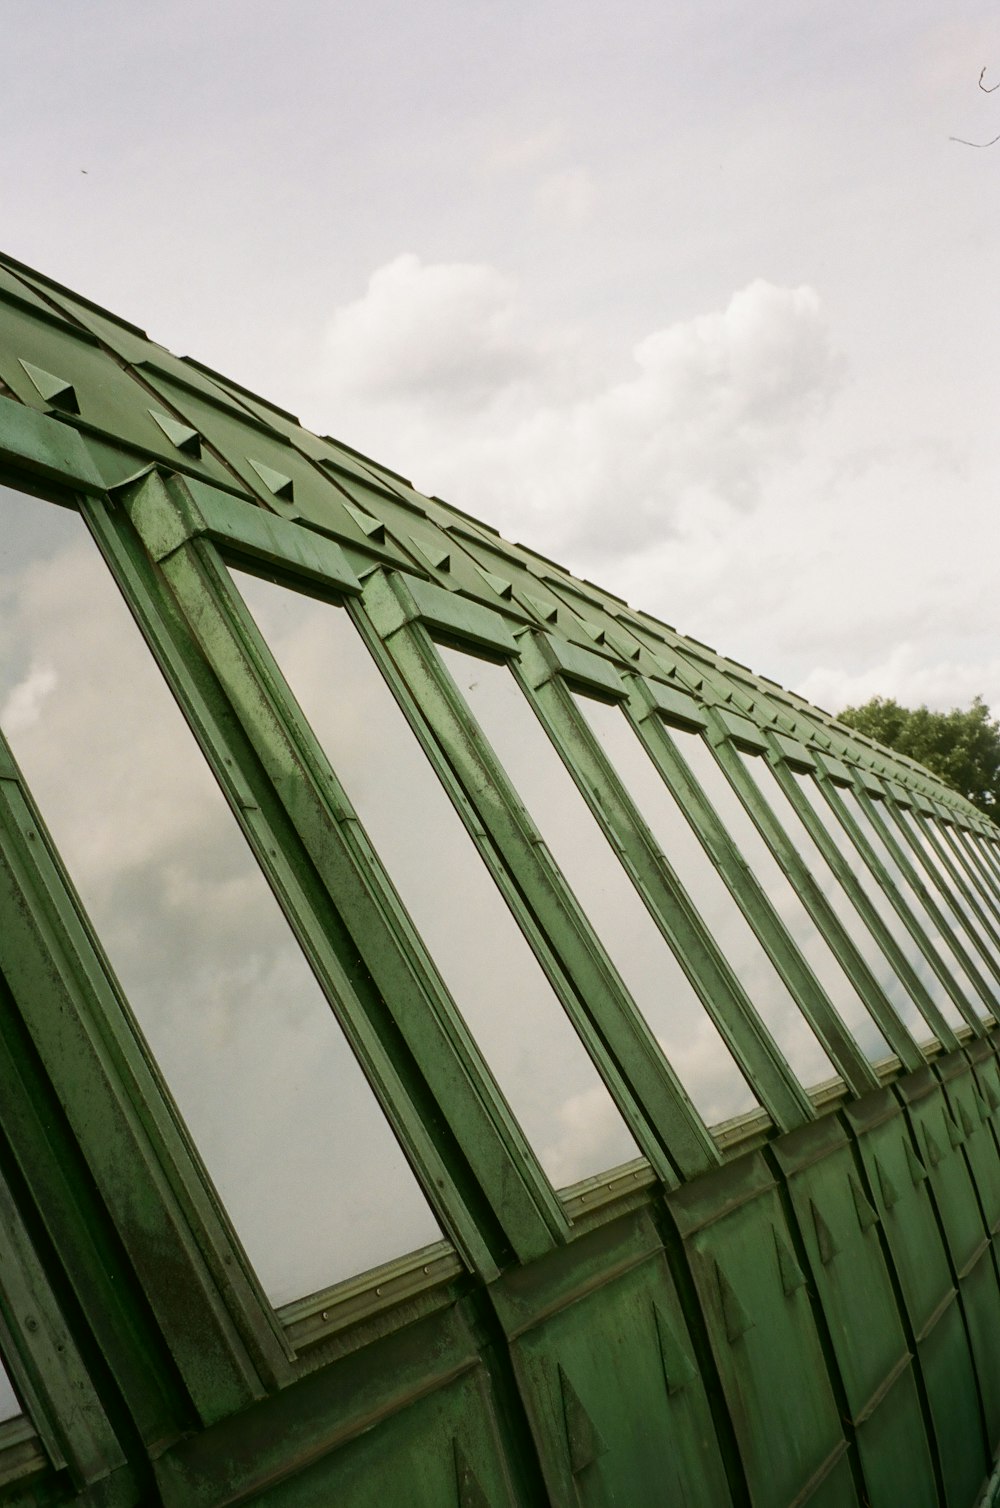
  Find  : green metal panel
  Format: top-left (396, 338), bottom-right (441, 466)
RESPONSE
top-left (843, 1090), bottom-right (989, 1504)
top-left (489, 1212), bottom-right (734, 1507)
top-left (668, 1153), bottom-right (851, 1507)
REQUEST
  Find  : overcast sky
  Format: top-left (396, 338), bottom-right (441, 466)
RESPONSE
top-left (4, 1), bottom-right (999, 719)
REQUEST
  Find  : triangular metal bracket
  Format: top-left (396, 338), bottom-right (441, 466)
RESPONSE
top-left (474, 565), bottom-right (513, 600)
top-left (945, 1109), bottom-right (964, 1149)
top-left (653, 1303), bottom-right (697, 1395)
top-left (342, 501), bottom-right (386, 543)
top-left (903, 1140), bottom-right (928, 1186)
top-left (849, 1174), bottom-right (880, 1232)
top-left (958, 1101), bottom-right (976, 1139)
top-left (453, 1440), bottom-right (493, 1508)
top-left (148, 408), bottom-right (202, 456)
top-left (409, 534), bottom-right (451, 573)
top-left (875, 1157), bottom-right (900, 1210)
top-left (810, 1201), bottom-right (839, 1265)
top-left (248, 457), bottom-right (295, 501)
top-left (986, 1081), bottom-right (1000, 1115)
top-left (19, 359), bottom-right (79, 413)
top-left (713, 1260), bottom-right (754, 1343)
top-left (924, 1127), bottom-right (943, 1168)
top-left (558, 1366), bottom-right (605, 1476)
top-left (523, 592), bottom-right (558, 624)
top-left (772, 1225), bottom-right (808, 1296)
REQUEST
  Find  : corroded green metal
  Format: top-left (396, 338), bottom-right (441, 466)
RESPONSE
top-left (0, 250), bottom-right (998, 1507)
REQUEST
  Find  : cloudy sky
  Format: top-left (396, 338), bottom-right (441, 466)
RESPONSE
top-left (4, 0), bottom-right (999, 718)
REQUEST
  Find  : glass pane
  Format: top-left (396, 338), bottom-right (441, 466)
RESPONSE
top-left (739, 754), bottom-right (931, 1044)
top-left (236, 575), bottom-right (638, 1190)
top-left (0, 1356), bottom-right (19, 1424)
top-left (952, 826), bottom-right (1000, 906)
top-left (0, 486), bottom-right (441, 1307)
top-left (793, 774), bottom-right (966, 1032)
top-left (665, 729), bottom-right (889, 1063)
top-left (440, 649), bottom-right (764, 1125)
top-left (838, 789), bottom-right (991, 1021)
top-left (570, 696), bottom-right (841, 1084)
top-left (896, 811), bottom-right (1000, 978)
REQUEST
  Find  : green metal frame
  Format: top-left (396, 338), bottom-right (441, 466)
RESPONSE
top-left (2, 249), bottom-right (1000, 1506)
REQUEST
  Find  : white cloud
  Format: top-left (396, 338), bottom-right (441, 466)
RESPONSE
top-left (323, 253), bottom-right (539, 406)
top-left (1, 662), bottom-right (57, 733)
top-left (313, 256), bottom-right (998, 729)
top-left (319, 262), bottom-right (843, 561)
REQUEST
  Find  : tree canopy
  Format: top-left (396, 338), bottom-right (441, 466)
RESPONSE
top-left (837, 696), bottom-right (1000, 822)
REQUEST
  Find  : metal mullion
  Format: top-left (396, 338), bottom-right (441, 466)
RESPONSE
top-left (0, 1164), bottom-right (125, 1490)
top-left (968, 829), bottom-right (1000, 890)
top-left (710, 737), bottom-right (923, 1073)
top-left (0, 755), bottom-right (277, 1420)
top-left (625, 693), bottom-right (878, 1097)
top-left (895, 809), bottom-right (1000, 977)
top-left (0, 980), bottom-right (184, 1457)
top-left (950, 824), bottom-right (1000, 911)
top-left (932, 817), bottom-right (1000, 931)
top-left (512, 646), bottom-right (827, 1120)
top-left (956, 825), bottom-right (1000, 901)
top-left (817, 779), bottom-right (982, 1033)
top-left (341, 601), bottom-right (692, 1185)
top-left (766, 762), bottom-right (960, 1051)
top-left (88, 499), bottom-right (510, 1288)
top-left (852, 788), bottom-right (996, 1022)
top-left (362, 589), bottom-right (744, 1178)
top-left (113, 480), bottom-right (561, 1269)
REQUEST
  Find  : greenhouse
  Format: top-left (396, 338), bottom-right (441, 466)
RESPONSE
top-left (0, 249), bottom-right (999, 1506)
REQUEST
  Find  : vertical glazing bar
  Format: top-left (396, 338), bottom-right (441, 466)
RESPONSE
top-left (766, 761), bottom-right (961, 1051)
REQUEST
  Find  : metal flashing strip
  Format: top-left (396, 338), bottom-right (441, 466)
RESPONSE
top-left (377, 571), bottom-right (521, 656)
top-left (534, 635), bottom-right (627, 699)
top-left (0, 394), bottom-right (104, 493)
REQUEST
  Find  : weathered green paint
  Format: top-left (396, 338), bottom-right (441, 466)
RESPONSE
top-left (0, 251), bottom-right (998, 1506)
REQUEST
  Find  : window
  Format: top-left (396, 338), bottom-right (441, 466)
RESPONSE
top-left (236, 573), bottom-right (639, 1188)
top-left (439, 650), bottom-right (766, 1125)
top-left (793, 774), bottom-right (966, 1031)
top-left (0, 486), bottom-right (441, 1306)
top-left (658, 726), bottom-right (889, 1064)
top-left (838, 789), bottom-right (990, 1022)
top-left (738, 753), bottom-right (931, 1045)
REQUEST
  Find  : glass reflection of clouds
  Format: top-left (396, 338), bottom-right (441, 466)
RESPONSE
top-left (570, 701), bottom-right (835, 1087)
top-left (738, 754), bottom-right (930, 1045)
top-left (439, 651), bottom-right (762, 1126)
top-left (950, 826), bottom-right (1000, 909)
top-left (794, 775), bottom-right (965, 1032)
top-left (662, 728), bottom-right (888, 1064)
top-left (236, 575), bottom-right (638, 1190)
top-left (895, 810), bottom-right (1000, 979)
top-left (838, 790), bottom-right (990, 1022)
top-left (0, 487), bottom-right (442, 1307)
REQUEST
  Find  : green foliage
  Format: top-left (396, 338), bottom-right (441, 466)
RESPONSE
top-left (838, 695), bottom-right (1000, 821)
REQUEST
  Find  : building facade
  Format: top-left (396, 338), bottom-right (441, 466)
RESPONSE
top-left (0, 251), bottom-right (999, 1506)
